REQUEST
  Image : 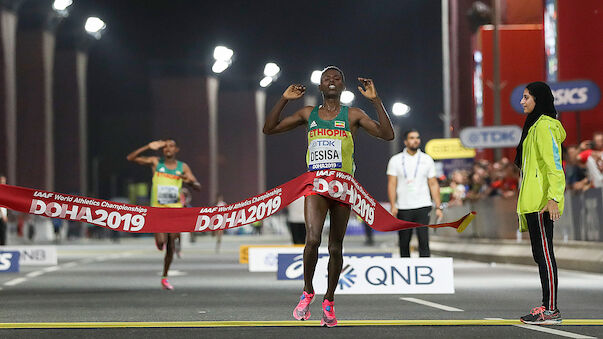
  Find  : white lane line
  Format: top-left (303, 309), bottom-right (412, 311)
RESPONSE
top-left (4, 277), bottom-right (27, 286)
top-left (400, 297), bottom-right (464, 312)
top-left (42, 266), bottom-right (60, 273)
top-left (485, 318), bottom-right (595, 339)
top-left (26, 271), bottom-right (45, 278)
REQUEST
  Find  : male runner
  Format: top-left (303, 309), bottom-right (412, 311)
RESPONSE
top-left (263, 66), bottom-right (394, 327)
top-left (127, 139), bottom-right (200, 290)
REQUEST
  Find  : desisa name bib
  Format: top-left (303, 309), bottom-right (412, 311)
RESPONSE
top-left (308, 139), bottom-right (342, 170)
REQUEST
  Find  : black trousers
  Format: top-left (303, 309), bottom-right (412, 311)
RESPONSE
top-left (0, 219), bottom-right (6, 245)
top-left (287, 222), bottom-right (306, 245)
top-left (526, 211), bottom-right (558, 311)
top-left (397, 206), bottom-right (432, 257)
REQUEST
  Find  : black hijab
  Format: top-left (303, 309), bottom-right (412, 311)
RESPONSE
top-left (514, 81), bottom-right (558, 169)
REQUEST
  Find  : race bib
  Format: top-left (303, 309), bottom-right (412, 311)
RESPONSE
top-left (157, 185), bottom-right (179, 205)
top-left (308, 139), bottom-right (342, 171)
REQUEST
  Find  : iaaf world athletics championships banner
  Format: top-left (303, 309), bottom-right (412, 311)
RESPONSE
top-left (0, 170), bottom-right (475, 234)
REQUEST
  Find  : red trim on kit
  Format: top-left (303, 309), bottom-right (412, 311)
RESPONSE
top-left (538, 213), bottom-right (555, 310)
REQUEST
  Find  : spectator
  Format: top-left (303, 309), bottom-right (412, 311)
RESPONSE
top-left (586, 151), bottom-right (603, 188)
top-left (564, 145), bottom-right (590, 191)
top-left (286, 197), bottom-right (306, 245)
top-left (577, 131), bottom-right (603, 164)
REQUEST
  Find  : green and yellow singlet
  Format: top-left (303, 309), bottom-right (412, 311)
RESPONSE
top-left (306, 105), bottom-right (355, 175)
top-left (151, 158), bottom-right (184, 208)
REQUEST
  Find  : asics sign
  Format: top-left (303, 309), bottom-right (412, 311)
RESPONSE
top-left (460, 126), bottom-right (522, 149)
top-left (511, 80), bottom-right (601, 113)
top-left (0, 251), bottom-right (20, 273)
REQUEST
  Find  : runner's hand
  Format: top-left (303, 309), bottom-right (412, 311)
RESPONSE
top-left (283, 84), bottom-right (306, 100)
top-left (540, 200), bottom-right (560, 221)
top-left (149, 140), bottom-right (166, 150)
top-left (390, 207), bottom-right (398, 217)
top-left (358, 78), bottom-right (378, 101)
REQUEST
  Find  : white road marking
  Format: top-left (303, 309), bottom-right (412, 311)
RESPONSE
top-left (4, 277), bottom-right (27, 286)
top-left (62, 262), bottom-right (78, 268)
top-left (42, 266), bottom-right (60, 273)
top-left (26, 271), bottom-right (45, 278)
top-left (400, 297), bottom-right (464, 312)
top-left (485, 318), bottom-right (595, 338)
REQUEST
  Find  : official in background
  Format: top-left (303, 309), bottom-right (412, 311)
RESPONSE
top-left (387, 129), bottom-right (443, 257)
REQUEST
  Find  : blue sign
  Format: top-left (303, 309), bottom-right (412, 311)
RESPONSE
top-left (277, 252), bottom-right (392, 280)
top-left (0, 251), bottom-right (21, 273)
top-left (460, 125), bottom-right (522, 149)
top-left (511, 80), bottom-right (601, 113)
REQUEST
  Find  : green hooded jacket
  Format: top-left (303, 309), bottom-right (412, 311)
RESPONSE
top-left (517, 115), bottom-right (566, 232)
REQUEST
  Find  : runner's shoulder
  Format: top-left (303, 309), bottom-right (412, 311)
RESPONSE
top-left (297, 105), bottom-right (314, 120)
top-left (347, 106), bottom-right (368, 122)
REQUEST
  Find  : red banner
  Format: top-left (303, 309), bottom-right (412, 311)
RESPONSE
top-left (0, 170), bottom-right (474, 234)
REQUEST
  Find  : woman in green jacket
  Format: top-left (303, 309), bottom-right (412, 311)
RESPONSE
top-left (515, 81), bottom-right (566, 325)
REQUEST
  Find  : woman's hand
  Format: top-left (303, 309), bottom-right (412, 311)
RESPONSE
top-left (540, 199), bottom-right (560, 221)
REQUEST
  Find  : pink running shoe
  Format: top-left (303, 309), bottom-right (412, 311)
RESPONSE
top-left (293, 291), bottom-right (315, 320)
top-left (321, 299), bottom-right (337, 327)
top-left (161, 278), bottom-right (173, 290)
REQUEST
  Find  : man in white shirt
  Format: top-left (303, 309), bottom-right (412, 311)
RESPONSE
top-left (0, 174), bottom-right (7, 245)
top-left (387, 129), bottom-right (443, 257)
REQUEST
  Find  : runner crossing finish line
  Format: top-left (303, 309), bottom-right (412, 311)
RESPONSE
top-left (0, 169), bottom-right (474, 234)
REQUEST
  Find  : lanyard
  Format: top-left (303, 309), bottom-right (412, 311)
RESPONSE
top-left (401, 151), bottom-right (420, 179)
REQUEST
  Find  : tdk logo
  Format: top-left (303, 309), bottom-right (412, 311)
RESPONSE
top-left (511, 80), bottom-right (601, 113)
top-left (460, 126), bottom-right (522, 149)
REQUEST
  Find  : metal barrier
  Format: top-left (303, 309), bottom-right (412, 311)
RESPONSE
top-left (434, 188), bottom-right (603, 242)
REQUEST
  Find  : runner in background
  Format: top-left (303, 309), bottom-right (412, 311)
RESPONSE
top-left (263, 66), bottom-right (394, 327)
top-left (127, 139), bottom-right (201, 290)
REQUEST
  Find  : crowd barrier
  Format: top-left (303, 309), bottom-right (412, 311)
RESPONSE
top-left (435, 188), bottom-right (603, 242)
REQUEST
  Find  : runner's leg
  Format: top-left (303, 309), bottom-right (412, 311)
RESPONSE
top-left (303, 195), bottom-right (329, 294)
top-left (324, 201), bottom-right (350, 301)
top-left (162, 233), bottom-right (177, 277)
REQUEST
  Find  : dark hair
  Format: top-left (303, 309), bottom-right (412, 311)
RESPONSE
top-left (164, 138), bottom-right (178, 146)
top-left (403, 129), bottom-right (419, 140)
top-left (514, 81), bottom-right (558, 168)
top-left (321, 66), bottom-right (345, 82)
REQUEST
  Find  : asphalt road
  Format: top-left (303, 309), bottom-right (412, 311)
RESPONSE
top-left (1, 235), bottom-right (602, 338)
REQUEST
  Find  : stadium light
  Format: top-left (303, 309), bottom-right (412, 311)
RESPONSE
top-left (212, 46), bottom-right (234, 74)
top-left (263, 63), bottom-right (280, 77)
top-left (259, 76), bottom-right (273, 88)
top-left (53, 0), bottom-right (73, 12)
top-left (340, 90), bottom-right (355, 104)
top-left (311, 70), bottom-right (322, 85)
top-left (84, 17), bottom-right (106, 39)
top-left (392, 102), bottom-right (410, 116)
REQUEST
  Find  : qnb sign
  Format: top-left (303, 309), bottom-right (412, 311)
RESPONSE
top-left (460, 125), bottom-right (522, 149)
top-left (511, 80), bottom-right (601, 113)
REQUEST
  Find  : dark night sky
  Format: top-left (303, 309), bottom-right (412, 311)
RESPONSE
top-left (53, 0), bottom-right (444, 197)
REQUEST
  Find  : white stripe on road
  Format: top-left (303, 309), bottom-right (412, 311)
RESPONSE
top-left (400, 297), bottom-right (464, 312)
top-left (26, 271), bottom-right (45, 278)
top-left (62, 262), bottom-right (78, 268)
top-left (4, 277), bottom-right (27, 286)
top-left (42, 266), bottom-right (60, 273)
top-left (486, 318), bottom-right (595, 338)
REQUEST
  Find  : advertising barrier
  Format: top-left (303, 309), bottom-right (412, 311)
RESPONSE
top-left (313, 257), bottom-right (455, 294)
top-left (0, 251), bottom-right (21, 273)
top-left (0, 246), bottom-right (57, 266)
